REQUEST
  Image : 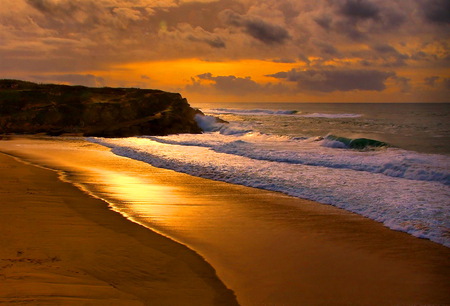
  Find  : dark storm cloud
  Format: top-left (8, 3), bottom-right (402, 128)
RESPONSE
top-left (314, 0), bottom-right (407, 41)
top-left (444, 78), bottom-right (450, 89)
top-left (272, 58), bottom-right (297, 63)
top-left (8, 0), bottom-right (229, 67)
top-left (298, 54), bottom-right (311, 65)
top-left (220, 9), bottom-right (290, 45)
top-left (186, 72), bottom-right (288, 96)
top-left (371, 44), bottom-right (409, 67)
top-left (314, 40), bottom-right (340, 56)
top-left (26, 0), bottom-right (80, 15)
top-left (424, 76), bottom-right (450, 90)
top-left (314, 15), bottom-right (333, 30)
top-left (20, 0), bottom-right (152, 60)
top-left (372, 44), bottom-right (398, 54)
top-left (267, 69), bottom-right (395, 92)
top-left (25, 0), bottom-right (107, 29)
top-left (245, 19), bottom-right (290, 45)
top-left (424, 76), bottom-right (440, 87)
top-left (187, 35), bottom-right (226, 48)
top-left (192, 72), bottom-right (262, 94)
top-left (340, 0), bottom-right (380, 20)
top-left (420, 0), bottom-right (450, 24)
top-left (391, 75), bottom-right (411, 92)
top-left (276, 1), bottom-right (301, 21)
top-left (268, 71), bottom-right (289, 79)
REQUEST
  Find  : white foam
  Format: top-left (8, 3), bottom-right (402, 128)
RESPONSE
top-left (146, 133), bottom-right (450, 185)
top-left (205, 108), bottom-right (362, 118)
top-left (298, 113), bottom-right (362, 118)
top-left (207, 108), bottom-right (298, 116)
top-left (195, 114), bottom-right (253, 135)
top-left (89, 136), bottom-right (450, 247)
top-left (321, 139), bottom-right (348, 148)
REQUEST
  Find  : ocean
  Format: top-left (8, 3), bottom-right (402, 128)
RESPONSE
top-left (89, 102), bottom-right (450, 247)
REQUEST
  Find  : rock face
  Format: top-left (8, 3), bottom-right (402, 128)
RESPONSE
top-left (0, 79), bottom-right (202, 137)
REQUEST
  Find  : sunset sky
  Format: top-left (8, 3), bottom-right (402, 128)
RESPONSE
top-left (1, 0), bottom-right (449, 103)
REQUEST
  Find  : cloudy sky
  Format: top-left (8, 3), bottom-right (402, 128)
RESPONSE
top-left (1, 0), bottom-right (449, 102)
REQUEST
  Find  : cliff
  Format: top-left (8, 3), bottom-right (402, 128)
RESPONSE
top-left (0, 79), bottom-right (202, 137)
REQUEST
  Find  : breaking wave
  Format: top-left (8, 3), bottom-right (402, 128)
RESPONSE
top-left (206, 108), bottom-right (362, 118)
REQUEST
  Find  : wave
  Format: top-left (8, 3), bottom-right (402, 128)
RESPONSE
top-left (195, 114), bottom-right (253, 135)
top-left (205, 108), bottom-right (362, 118)
top-left (145, 133), bottom-right (450, 186)
top-left (88, 136), bottom-right (450, 247)
top-left (298, 113), bottom-right (362, 118)
top-left (324, 135), bottom-right (388, 149)
top-left (207, 108), bottom-right (298, 116)
top-left (170, 116), bottom-right (450, 185)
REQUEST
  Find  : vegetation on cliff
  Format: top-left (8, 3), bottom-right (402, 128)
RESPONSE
top-left (0, 79), bottom-right (202, 137)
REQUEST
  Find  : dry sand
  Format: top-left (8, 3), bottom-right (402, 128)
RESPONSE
top-left (0, 150), bottom-right (237, 305)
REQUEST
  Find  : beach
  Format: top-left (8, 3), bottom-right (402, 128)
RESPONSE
top-left (0, 136), bottom-right (449, 305)
top-left (0, 138), bottom-right (237, 305)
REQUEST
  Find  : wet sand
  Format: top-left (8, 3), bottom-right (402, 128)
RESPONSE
top-left (0, 136), bottom-right (449, 305)
top-left (0, 142), bottom-right (237, 305)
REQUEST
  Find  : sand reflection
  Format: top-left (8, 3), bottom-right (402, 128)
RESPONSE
top-left (98, 170), bottom-right (177, 211)
top-left (83, 169), bottom-right (217, 235)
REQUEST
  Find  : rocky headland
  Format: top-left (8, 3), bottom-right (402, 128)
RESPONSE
top-left (0, 79), bottom-right (202, 137)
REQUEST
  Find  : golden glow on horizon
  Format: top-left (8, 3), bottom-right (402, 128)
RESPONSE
top-left (77, 57), bottom-right (449, 103)
top-left (95, 58), bottom-right (302, 87)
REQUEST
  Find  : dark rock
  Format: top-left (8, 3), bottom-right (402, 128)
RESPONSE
top-left (0, 79), bottom-right (202, 137)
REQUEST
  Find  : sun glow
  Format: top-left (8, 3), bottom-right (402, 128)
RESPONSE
top-left (93, 58), bottom-right (301, 88)
top-left (91, 169), bottom-right (185, 220)
top-left (88, 165), bottom-right (215, 229)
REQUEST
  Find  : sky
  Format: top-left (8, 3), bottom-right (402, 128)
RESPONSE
top-left (0, 0), bottom-right (449, 103)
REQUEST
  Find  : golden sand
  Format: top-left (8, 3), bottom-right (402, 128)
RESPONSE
top-left (0, 136), bottom-right (449, 305)
top-left (0, 150), bottom-right (237, 305)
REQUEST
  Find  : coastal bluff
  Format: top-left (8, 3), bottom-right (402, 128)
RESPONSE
top-left (0, 79), bottom-right (202, 137)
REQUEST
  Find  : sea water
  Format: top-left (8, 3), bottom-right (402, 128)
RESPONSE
top-left (89, 103), bottom-right (450, 247)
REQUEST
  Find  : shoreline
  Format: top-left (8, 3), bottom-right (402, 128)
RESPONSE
top-left (1, 136), bottom-right (449, 305)
top-left (0, 148), bottom-right (238, 305)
